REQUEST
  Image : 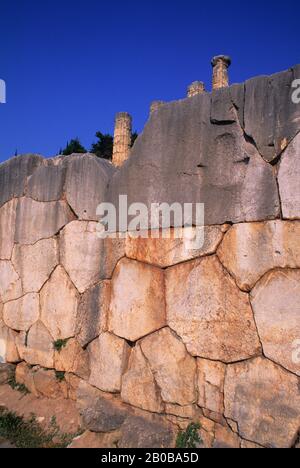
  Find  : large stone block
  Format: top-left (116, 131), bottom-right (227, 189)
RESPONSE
top-left (14, 197), bottom-right (75, 245)
top-left (121, 345), bottom-right (164, 413)
top-left (27, 157), bottom-right (66, 202)
top-left (140, 328), bottom-right (197, 406)
top-left (88, 332), bottom-right (130, 393)
top-left (54, 338), bottom-right (90, 380)
top-left (0, 321), bottom-right (20, 363)
top-left (40, 266), bottom-right (79, 340)
top-left (65, 154), bottom-right (115, 221)
top-left (108, 258), bottom-right (166, 342)
top-left (3, 293), bottom-right (40, 332)
top-left (165, 256), bottom-right (261, 362)
top-left (119, 414), bottom-right (175, 449)
top-left (76, 281), bottom-right (111, 347)
top-left (12, 238), bottom-right (59, 294)
top-left (278, 132), bottom-right (300, 219)
top-left (0, 154), bottom-right (43, 208)
top-left (197, 359), bottom-right (226, 415)
top-left (224, 357), bottom-right (300, 448)
top-left (251, 269), bottom-right (300, 376)
top-left (108, 92), bottom-right (280, 227)
top-left (33, 367), bottom-right (68, 399)
top-left (218, 221), bottom-right (300, 291)
top-left (0, 199), bottom-right (17, 260)
top-left (0, 260), bottom-right (22, 302)
top-left (16, 321), bottom-right (54, 369)
top-left (125, 225), bottom-right (227, 268)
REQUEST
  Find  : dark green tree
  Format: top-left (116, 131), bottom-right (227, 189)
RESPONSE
top-left (90, 132), bottom-right (113, 160)
top-left (61, 138), bottom-right (87, 156)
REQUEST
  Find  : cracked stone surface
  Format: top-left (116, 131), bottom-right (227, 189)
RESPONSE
top-left (0, 199), bottom-right (17, 260)
top-left (14, 197), bottom-right (75, 245)
top-left (12, 238), bottom-right (59, 294)
top-left (166, 256), bottom-right (261, 362)
top-left (17, 321), bottom-right (54, 369)
top-left (0, 260), bottom-right (22, 302)
top-left (125, 225), bottom-right (227, 268)
top-left (140, 327), bottom-right (197, 406)
top-left (218, 220), bottom-right (300, 291)
top-left (278, 132), bottom-right (300, 219)
top-left (3, 293), bottom-right (40, 332)
top-left (224, 357), bottom-right (300, 448)
top-left (109, 258), bottom-right (166, 342)
top-left (197, 359), bottom-right (226, 415)
top-left (121, 345), bottom-right (164, 413)
top-left (54, 338), bottom-right (90, 380)
top-left (88, 332), bottom-right (131, 393)
top-left (0, 321), bottom-right (20, 363)
top-left (27, 157), bottom-right (67, 202)
top-left (251, 269), bottom-right (300, 376)
top-left (40, 266), bottom-right (79, 341)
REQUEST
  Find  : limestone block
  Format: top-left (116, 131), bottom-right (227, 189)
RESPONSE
top-left (218, 220), bottom-right (300, 291)
top-left (166, 256), bottom-right (261, 362)
top-left (197, 359), bottom-right (226, 414)
top-left (0, 199), bottom-right (17, 260)
top-left (15, 362), bottom-right (38, 396)
top-left (0, 154), bottom-right (43, 208)
top-left (125, 225), bottom-right (227, 268)
top-left (17, 321), bottom-right (54, 369)
top-left (121, 345), bottom-right (164, 413)
top-left (14, 197), bottom-right (75, 245)
top-left (0, 321), bottom-right (20, 363)
top-left (12, 238), bottom-right (59, 294)
top-left (278, 132), bottom-right (300, 219)
top-left (64, 373), bottom-right (82, 401)
top-left (54, 338), bottom-right (90, 380)
top-left (213, 424), bottom-right (240, 449)
top-left (251, 269), bottom-right (300, 376)
top-left (65, 154), bottom-right (115, 221)
top-left (0, 261), bottom-right (22, 302)
top-left (40, 266), bottom-right (79, 341)
top-left (119, 414), bottom-right (175, 449)
top-left (224, 357), bottom-right (300, 448)
top-left (140, 328), bottom-right (197, 406)
top-left (109, 258), bottom-right (166, 342)
top-left (33, 368), bottom-right (68, 399)
top-left (88, 332), bottom-right (130, 393)
top-left (3, 293), bottom-right (40, 332)
top-left (76, 281), bottom-right (111, 347)
top-left (27, 157), bottom-right (66, 202)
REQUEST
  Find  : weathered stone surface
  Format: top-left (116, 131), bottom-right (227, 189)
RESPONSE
top-left (76, 281), bottom-right (110, 347)
top-left (121, 345), bottom-right (164, 413)
top-left (0, 363), bottom-right (15, 385)
top-left (211, 88), bottom-right (236, 124)
top-left (251, 270), bottom-right (300, 376)
top-left (0, 321), bottom-right (19, 363)
top-left (88, 333), bottom-right (130, 393)
top-left (218, 221), bottom-right (300, 291)
top-left (65, 154), bottom-right (115, 221)
top-left (213, 424), bottom-right (240, 449)
top-left (17, 321), bottom-right (54, 369)
top-left (68, 430), bottom-right (121, 449)
top-left (27, 157), bottom-right (66, 202)
top-left (12, 238), bottom-right (59, 294)
top-left (64, 373), bottom-right (82, 401)
top-left (14, 197), bottom-right (75, 245)
top-left (278, 132), bottom-right (300, 219)
top-left (60, 221), bottom-right (101, 293)
top-left (33, 368), bottom-right (68, 399)
top-left (140, 328), bottom-right (197, 406)
top-left (244, 69), bottom-right (300, 162)
top-left (108, 92), bottom-right (280, 227)
top-left (119, 414), bottom-right (175, 449)
top-left (241, 440), bottom-right (264, 449)
top-left (40, 266), bottom-right (79, 341)
top-left (77, 381), bottom-right (129, 433)
top-left (54, 338), bottom-right (90, 380)
top-left (0, 199), bottom-right (17, 260)
top-left (15, 362), bottom-right (38, 396)
top-left (109, 258), bottom-right (166, 342)
top-left (166, 256), bottom-right (261, 362)
top-left (0, 154), bottom-right (43, 208)
top-left (3, 293), bottom-right (39, 332)
top-left (197, 359), bottom-right (226, 414)
top-left (0, 261), bottom-right (22, 302)
top-left (224, 357), bottom-right (300, 448)
top-left (125, 225), bottom-right (227, 268)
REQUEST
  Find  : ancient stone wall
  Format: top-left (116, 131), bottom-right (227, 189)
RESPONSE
top-left (0, 66), bottom-right (300, 448)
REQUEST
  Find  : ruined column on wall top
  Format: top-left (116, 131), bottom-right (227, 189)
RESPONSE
top-left (112, 112), bottom-right (132, 167)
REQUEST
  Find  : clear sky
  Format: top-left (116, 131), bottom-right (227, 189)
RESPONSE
top-left (1, 0), bottom-right (300, 162)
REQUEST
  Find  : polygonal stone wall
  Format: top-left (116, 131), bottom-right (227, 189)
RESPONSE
top-left (1, 66), bottom-right (300, 448)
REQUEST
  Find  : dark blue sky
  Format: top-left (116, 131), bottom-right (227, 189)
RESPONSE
top-left (1, 0), bottom-right (300, 162)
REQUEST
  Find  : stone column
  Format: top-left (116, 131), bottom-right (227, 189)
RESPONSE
top-left (211, 56), bottom-right (231, 90)
top-left (150, 101), bottom-right (165, 115)
top-left (112, 112), bottom-right (132, 167)
top-left (187, 81), bottom-right (205, 97)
